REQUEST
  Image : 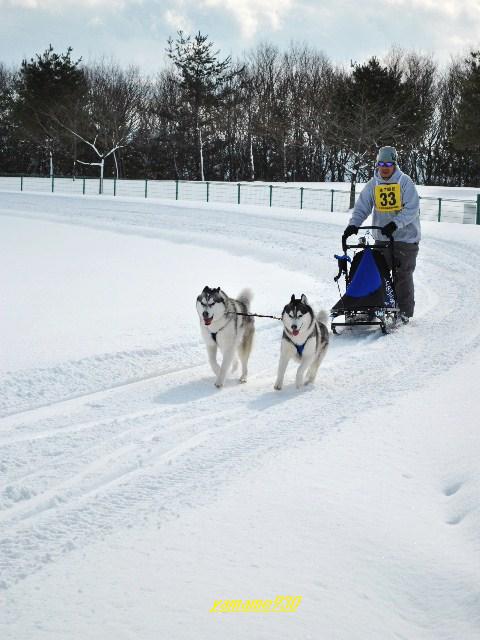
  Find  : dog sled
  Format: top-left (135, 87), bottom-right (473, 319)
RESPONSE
top-left (330, 226), bottom-right (400, 335)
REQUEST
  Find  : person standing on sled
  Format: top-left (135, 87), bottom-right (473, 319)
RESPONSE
top-left (342, 146), bottom-right (421, 324)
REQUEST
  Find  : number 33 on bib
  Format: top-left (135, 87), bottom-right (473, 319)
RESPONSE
top-left (374, 183), bottom-right (402, 213)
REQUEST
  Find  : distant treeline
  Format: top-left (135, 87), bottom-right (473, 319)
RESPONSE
top-left (1, 34), bottom-right (480, 190)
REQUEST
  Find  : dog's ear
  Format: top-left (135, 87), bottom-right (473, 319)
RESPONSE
top-left (300, 294), bottom-right (308, 305)
top-left (215, 287), bottom-right (220, 292)
top-left (202, 286), bottom-right (209, 293)
top-left (290, 294), bottom-right (296, 304)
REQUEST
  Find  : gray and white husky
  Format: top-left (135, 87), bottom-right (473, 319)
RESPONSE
top-left (196, 286), bottom-right (255, 388)
top-left (274, 294), bottom-right (329, 390)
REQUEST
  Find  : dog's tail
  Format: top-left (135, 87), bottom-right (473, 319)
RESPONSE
top-left (237, 288), bottom-right (253, 310)
top-left (316, 309), bottom-right (329, 326)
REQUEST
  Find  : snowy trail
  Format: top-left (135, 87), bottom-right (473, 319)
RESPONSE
top-left (1, 192), bottom-right (480, 639)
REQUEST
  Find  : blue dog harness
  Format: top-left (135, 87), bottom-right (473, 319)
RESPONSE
top-left (295, 343), bottom-right (305, 356)
top-left (283, 324), bottom-right (318, 357)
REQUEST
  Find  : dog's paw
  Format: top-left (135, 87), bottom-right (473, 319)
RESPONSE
top-left (296, 375), bottom-right (305, 389)
top-left (274, 383), bottom-right (282, 391)
top-left (214, 380), bottom-right (223, 389)
top-left (239, 376), bottom-right (247, 384)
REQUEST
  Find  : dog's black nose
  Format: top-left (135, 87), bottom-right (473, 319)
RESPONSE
top-left (291, 324), bottom-right (297, 331)
top-left (203, 311), bottom-right (209, 318)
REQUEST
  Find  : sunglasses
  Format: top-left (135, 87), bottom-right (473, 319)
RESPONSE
top-left (377, 161), bottom-right (395, 167)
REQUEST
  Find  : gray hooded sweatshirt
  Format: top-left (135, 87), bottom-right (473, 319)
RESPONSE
top-left (349, 166), bottom-right (421, 243)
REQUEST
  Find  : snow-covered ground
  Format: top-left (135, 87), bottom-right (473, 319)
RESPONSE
top-left (1, 191), bottom-right (479, 640)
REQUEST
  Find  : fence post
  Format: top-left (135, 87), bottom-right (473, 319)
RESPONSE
top-left (331, 189), bottom-right (334, 212)
top-left (269, 185), bottom-right (273, 207)
top-left (300, 187), bottom-right (304, 210)
top-left (477, 194), bottom-right (480, 225)
top-left (175, 180), bottom-right (179, 201)
top-left (83, 177), bottom-right (86, 195)
top-left (206, 181), bottom-right (210, 202)
top-left (237, 183), bottom-right (241, 205)
top-left (20, 175), bottom-right (23, 192)
top-left (113, 177), bottom-right (117, 197)
top-left (145, 178), bottom-right (148, 198)
top-left (437, 198), bottom-right (442, 222)
top-left (51, 174), bottom-right (55, 193)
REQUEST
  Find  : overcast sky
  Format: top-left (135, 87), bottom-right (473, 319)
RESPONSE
top-left (1, 0), bottom-right (479, 73)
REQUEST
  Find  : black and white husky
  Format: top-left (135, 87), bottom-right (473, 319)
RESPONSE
top-left (196, 286), bottom-right (255, 388)
top-left (274, 294), bottom-right (329, 390)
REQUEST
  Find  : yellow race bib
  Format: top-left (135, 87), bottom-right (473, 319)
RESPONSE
top-left (374, 183), bottom-right (402, 213)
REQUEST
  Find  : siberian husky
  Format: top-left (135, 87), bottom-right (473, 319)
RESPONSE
top-left (196, 286), bottom-right (255, 388)
top-left (274, 294), bottom-right (329, 390)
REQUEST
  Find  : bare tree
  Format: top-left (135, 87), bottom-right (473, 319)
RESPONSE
top-left (151, 67), bottom-right (195, 179)
top-left (0, 64), bottom-right (16, 172)
top-left (72, 62), bottom-right (147, 187)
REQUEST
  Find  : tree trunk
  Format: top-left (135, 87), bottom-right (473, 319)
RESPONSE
top-left (173, 148), bottom-right (179, 180)
top-left (73, 135), bottom-right (77, 180)
top-left (113, 150), bottom-right (119, 180)
top-left (249, 133), bottom-right (255, 181)
top-left (198, 126), bottom-right (204, 181)
top-left (100, 158), bottom-right (104, 194)
top-left (349, 171), bottom-right (357, 209)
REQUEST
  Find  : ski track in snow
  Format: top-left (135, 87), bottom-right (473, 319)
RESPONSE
top-left (1, 192), bottom-right (480, 590)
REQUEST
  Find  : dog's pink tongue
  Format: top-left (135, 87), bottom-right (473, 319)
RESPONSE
top-left (204, 318), bottom-right (212, 326)
top-left (292, 329), bottom-right (299, 336)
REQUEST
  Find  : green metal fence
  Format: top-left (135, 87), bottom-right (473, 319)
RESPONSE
top-left (1, 175), bottom-right (479, 224)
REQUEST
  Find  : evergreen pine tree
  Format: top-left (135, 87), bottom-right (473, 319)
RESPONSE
top-left (166, 31), bottom-right (239, 180)
top-left (13, 45), bottom-right (88, 174)
top-left (452, 51), bottom-right (480, 151)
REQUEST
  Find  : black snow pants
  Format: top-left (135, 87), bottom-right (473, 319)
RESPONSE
top-left (375, 241), bottom-right (419, 317)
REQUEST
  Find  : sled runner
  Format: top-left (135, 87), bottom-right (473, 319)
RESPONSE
top-left (330, 226), bottom-right (400, 335)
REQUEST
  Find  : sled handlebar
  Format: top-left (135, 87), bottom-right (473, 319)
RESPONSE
top-left (342, 226), bottom-right (395, 253)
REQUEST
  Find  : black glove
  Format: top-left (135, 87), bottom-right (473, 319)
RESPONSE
top-left (382, 221), bottom-right (397, 238)
top-left (342, 224), bottom-right (359, 239)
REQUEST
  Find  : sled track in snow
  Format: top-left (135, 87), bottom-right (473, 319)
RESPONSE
top-left (0, 193), bottom-right (479, 588)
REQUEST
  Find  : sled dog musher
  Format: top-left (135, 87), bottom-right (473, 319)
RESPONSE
top-left (342, 145), bottom-right (421, 324)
